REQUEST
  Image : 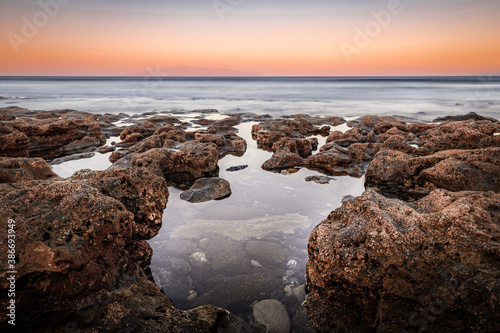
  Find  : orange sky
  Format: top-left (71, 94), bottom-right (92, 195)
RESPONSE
top-left (1, 0), bottom-right (499, 76)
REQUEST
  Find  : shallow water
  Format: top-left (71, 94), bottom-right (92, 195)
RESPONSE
top-left (49, 114), bottom-right (365, 328)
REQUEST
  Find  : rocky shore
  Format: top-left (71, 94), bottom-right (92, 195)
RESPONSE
top-left (1, 106), bottom-right (498, 332)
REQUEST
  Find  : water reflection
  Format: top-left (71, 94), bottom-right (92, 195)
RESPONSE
top-left (148, 121), bottom-right (365, 328)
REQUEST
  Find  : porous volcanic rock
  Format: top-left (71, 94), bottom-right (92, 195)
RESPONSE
top-left (366, 147), bottom-right (500, 198)
top-left (305, 189), bottom-right (500, 333)
top-left (2, 113), bottom-right (106, 158)
top-left (132, 141), bottom-right (219, 186)
top-left (0, 158), bottom-right (230, 332)
top-left (0, 157), bottom-right (59, 183)
top-left (0, 122), bottom-right (29, 157)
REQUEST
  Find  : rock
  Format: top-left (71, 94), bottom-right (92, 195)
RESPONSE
top-left (133, 141), bottom-right (219, 186)
top-left (59, 136), bottom-right (101, 155)
top-left (219, 313), bottom-right (255, 333)
top-left (304, 175), bottom-right (336, 184)
top-left (70, 167), bottom-right (169, 239)
top-left (49, 152), bottom-right (95, 165)
top-left (2, 113), bottom-right (106, 158)
top-left (119, 121), bottom-right (158, 141)
top-left (433, 112), bottom-right (498, 123)
top-left (204, 236), bottom-right (249, 276)
top-left (97, 145), bottom-right (115, 154)
top-left (305, 189), bottom-right (500, 333)
top-left (252, 118), bottom-right (325, 150)
top-left (0, 158), bottom-right (230, 332)
top-left (262, 150), bottom-right (305, 171)
top-left (0, 122), bottom-right (29, 157)
top-left (304, 143), bottom-right (364, 177)
top-left (366, 147), bottom-right (500, 198)
top-left (226, 165), bottom-right (248, 172)
top-left (252, 299), bottom-right (291, 333)
top-left (341, 195), bottom-right (355, 203)
top-left (180, 177), bottom-right (232, 203)
top-left (245, 240), bottom-right (285, 265)
top-left (193, 273), bottom-right (282, 313)
top-left (0, 157), bottom-right (59, 183)
top-left (291, 306), bottom-right (315, 333)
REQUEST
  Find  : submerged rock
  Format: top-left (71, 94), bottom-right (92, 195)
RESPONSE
top-left (305, 189), bottom-right (500, 332)
top-left (180, 177), bottom-right (232, 203)
top-left (252, 299), bottom-right (291, 333)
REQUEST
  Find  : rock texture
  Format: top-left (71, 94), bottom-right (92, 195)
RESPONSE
top-left (180, 177), bottom-right (232, 203)
top-left (0, 156), bottom-right (230, 332)
top-left (305, 189), bottom-right (500, 333)
top-left (0, 108), bottom-right (106, 158)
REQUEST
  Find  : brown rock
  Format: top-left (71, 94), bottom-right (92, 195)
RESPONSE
top-left (0, 160), bottom-right (229, 332)
top-left (180, 177), bottom-right (232, 203)
top-left (71, 167), bottom-right (169, 238)
top-left (0, 157), bottom-right (59, 183)
top-left (0, 122), bottom-right (29, 157)
top-left (3, 114), bottom-right (106, 158)
top-left (119, 121), bottom-right (158, 141)
top-left (133, 141), bottom-right (219, 185)
top-left (366, 147), bottom-right (500, 197)
top-left (305, 189), bottom-right (500, 333)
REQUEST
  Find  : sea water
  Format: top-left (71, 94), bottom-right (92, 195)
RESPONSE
top-left (1, 76), bottom-right (499, 121)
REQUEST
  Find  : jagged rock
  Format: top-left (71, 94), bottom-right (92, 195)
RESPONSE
top-left (119, 121), bottom-right (158, 141)
top-left (0, 158), bottom-right (230, 332)
top-left (70, 167), bottom-right (169, 238)
top-left (0, 122), bottom-right (29, 157)
top-left (180, 177), bottom-right (232, 203)
top-left (366, 147), bottom-right (500, 198)
top-left (1, 114), bottom-right (105, 158)
top-left (0, 157), bottom-right (59, 183)
top-left (97, 145), bottom-right (115, 154)
top-left (305, 189), bottom-right (500, 333)
top-left (133, 141), bottom-right (219, 186)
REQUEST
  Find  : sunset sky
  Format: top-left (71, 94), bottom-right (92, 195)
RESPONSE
top-left (1, 0), bottom-right (499, 76)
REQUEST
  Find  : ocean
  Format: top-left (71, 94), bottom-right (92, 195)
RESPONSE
top-left (1, 76), bottom-right (499, 121)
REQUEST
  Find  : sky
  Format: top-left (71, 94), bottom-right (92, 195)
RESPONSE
top-left (0, 0), bottom-right (499, 76)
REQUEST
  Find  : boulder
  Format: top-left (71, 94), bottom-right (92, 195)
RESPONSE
top-left (0, 122), bottom-right (29, 157)
top-left (252, 299), bottom-right (291, 333)
top-left (0, 157), bottom-right (59, 183)
top-left (366, 147), bottom-right (500, 198)
top-left (0, 158), bottom-right (230, 332)
top-left (305, 189), bottom-right (500, 332)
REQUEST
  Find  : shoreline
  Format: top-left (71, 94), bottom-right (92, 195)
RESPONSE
top-left (0, 106), bottom-right (499, 332)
